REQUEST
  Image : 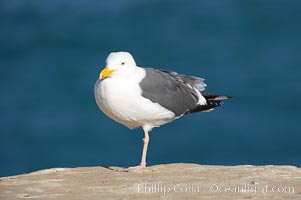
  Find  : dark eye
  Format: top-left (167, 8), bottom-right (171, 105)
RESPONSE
top-left (121, 62), bottom-right (125, 65)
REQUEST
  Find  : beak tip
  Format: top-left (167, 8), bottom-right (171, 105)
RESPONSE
top-left (99, 66), bottom-right (114, 79)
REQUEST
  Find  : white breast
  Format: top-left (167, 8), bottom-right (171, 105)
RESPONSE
top-left (95, 68), bottom-right (175, 130)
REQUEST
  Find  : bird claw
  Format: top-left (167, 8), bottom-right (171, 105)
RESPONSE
top-left (117, 164), bottom-right (146, 172)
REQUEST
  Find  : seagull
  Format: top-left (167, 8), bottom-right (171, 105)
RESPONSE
top-left (94, 52), bottom-right (231, 171)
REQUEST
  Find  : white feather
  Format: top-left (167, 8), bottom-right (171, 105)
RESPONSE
top-left (95, 67), bottom-right (175, 131)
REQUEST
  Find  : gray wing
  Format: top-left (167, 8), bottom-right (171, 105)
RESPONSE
top-left (159, 69), bottom-right (207, 91)
top-left (139, 68), bottom-right (206, 117)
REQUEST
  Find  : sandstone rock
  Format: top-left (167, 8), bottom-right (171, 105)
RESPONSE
top-left (1, 164), bottom-right (300, 199)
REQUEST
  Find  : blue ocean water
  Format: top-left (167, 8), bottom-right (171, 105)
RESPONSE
top-left (1, 0), bottom-right (300, 177)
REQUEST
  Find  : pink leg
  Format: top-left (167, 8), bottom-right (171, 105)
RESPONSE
top-left (119, 129), bottom-right (149, 172)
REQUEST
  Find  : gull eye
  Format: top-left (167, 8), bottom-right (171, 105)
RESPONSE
top-left (121, 62), bottom-right (125, 65)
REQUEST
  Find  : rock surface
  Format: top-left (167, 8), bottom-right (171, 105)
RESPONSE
top-left (1, 164), bottom-right (301, 200)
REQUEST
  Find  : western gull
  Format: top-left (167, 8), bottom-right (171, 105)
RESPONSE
top-left (94, 51), bottom-right (231, 171)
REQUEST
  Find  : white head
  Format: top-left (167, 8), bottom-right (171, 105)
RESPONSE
top-left (99, 52), bottom-right (137, 79)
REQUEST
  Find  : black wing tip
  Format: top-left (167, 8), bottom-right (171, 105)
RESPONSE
top-left (208, 100), bottom-right (224, 107)
top-left (202, 93), bottom-right (233, 100)
top-left (186, 99), bottom-right (224, 114)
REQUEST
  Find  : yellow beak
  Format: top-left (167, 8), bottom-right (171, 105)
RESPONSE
top-left (99, 66), bottom-right (115, 79)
